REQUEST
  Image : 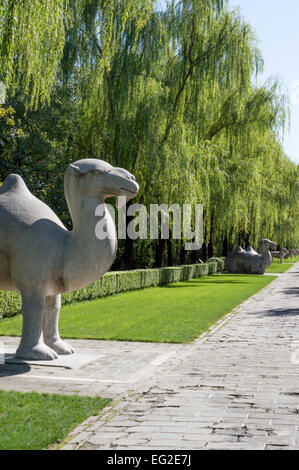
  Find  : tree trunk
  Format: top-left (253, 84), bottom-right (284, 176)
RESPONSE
top-left (237, 232), bottom-right (242, 247)
top-left (167, 238), bottom-right (173, 267)
top-left (208, 213), bottom-right (214, 258)
top-left (120, 201), bottom-right (134, 270)
top-left (180, 242), bottom-right (186, 265)
top-left (120, 237), bottom-right (134, 270)
top-left (245, 233), bottom-right (250, 248)
top-left (208, 240), bottom-right (214, 259)
top-left (201, 242), bottom-right (207, 262)
top-left (222, 236), bottom-right (228, 257)
top-left (190, 249), bottom-right (198, 264)
top-left (155, 238), bottom-right (166, 268)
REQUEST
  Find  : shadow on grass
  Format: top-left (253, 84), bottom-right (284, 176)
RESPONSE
top-left (164, 275), bottom-right (266, 288)
top-left (164, 280), bottom-right (250, 288)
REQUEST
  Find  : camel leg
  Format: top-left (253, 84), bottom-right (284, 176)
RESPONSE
top-left (16, 292), bottom-right (58, 360)
top-left (43, 295), bottom-right (74, 355)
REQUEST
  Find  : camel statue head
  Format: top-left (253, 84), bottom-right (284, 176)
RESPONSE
top-left (65, 159), bottom-right (139, 202)
top-left (65, 158), bottom-right (139, 201)
top-left (64, 158), bottom-right (139, 232)
top-left (258, 238), bottom-right (276, 253)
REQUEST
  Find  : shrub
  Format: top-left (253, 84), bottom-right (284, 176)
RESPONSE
top-left (208, 257), bottom-right (224, 273)
top-left (0, 291), bottom-right (22, 319)
top-left (0, 261), bottom-right (218, 319)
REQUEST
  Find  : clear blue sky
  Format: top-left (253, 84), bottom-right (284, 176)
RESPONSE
top-left (157, 0), bottom-right (299, 164)
top-left (229, 0), bottom-right (299, 164)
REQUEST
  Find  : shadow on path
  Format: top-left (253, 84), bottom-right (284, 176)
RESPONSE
top-left (281, 287), bottom-right (299, 296)
top-left (0, 354), bottom-right (31, 377)
top-left (254, 307), bottom-right (299, 317)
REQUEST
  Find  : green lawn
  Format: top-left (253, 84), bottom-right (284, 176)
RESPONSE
top-left (0, 274), bottom-right (276, 343)
top-left (0, 390), bottom-right (110, 450)
top-left (266, 256), bottom-right (299, 274)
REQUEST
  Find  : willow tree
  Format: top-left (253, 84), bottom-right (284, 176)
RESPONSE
top-left (201, 78), bottom-right (289, 256)
top-left (133, 1), bottom-right (265, 262)
top-left (0, 0), bottom-right (71, 108)
top-left (0, 0), bottom-right (154, 108)
top-left (0, 0), bottom-right (158, 227)
top-left (1, 0), bottom-right (297, 268)
top-left (56, 0), bottom-right (297, 266)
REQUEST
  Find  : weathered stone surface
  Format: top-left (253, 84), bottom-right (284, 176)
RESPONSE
top-left (0, 159), bottom-right (138, 360)
top-left (271, 248), bottom-right (288, 264)
top-left (60, 262), bottom-right (299, 450)
top-left (225, 239), bottom-right (276, 274)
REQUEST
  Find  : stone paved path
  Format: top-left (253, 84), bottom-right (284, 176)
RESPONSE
top-left (0, 337), bottom-right (187, 398)
top-left (60, 264), bottom-right (299, 450)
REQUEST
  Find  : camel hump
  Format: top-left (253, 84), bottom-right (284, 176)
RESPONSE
top-left (226, 245), bottom-right (244, 258)
top-left (0, 174), bottom-right (28, 195)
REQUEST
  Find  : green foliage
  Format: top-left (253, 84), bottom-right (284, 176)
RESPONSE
top-left (0, 0), bottom-right (298, 277)
top-left (0, 262), bottom-right (218, 319)
top-left (0, 391), bottom-right (110, 450)
top-left (0, 0), bottom-right (69, 108)
top-left (0, 87), bottom-right (79, 227)
top-left (0, 290), bottom-right (22, 318)
top-left (208, 257), bottom-right (225, 272)
top-left (55, 0), bottom-right (298, 256)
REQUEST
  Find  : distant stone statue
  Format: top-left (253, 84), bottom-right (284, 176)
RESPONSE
top-left (285, 249), bottom-right (294, 260)
top-left (285, 249), bottom-right (299, 260)
top-left (0, 159), bottom-right (139, 360)
top-left (271, 248), bottom-right (288, 264)
top-left (225, 239), bottom-right (276, 274)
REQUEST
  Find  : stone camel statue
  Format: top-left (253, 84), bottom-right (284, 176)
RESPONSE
top-left (0, 159), bottom-right (139, 360)
top-left (285, 248), bottom-right (299, 260)
top-left (271, 248), bottom-right (288, 264)
top-left (285, 249), bottom-right (295, 260)
top-left (225, 238), bottom-right (276, 274)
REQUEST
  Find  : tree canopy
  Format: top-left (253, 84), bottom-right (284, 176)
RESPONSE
top-left (0, 0), bottom-right (298, 268)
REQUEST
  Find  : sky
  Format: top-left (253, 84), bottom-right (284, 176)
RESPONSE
top-left (157, 0), bottom-right (299, 164)
top-left (229, 0), bottom-right (299, 163)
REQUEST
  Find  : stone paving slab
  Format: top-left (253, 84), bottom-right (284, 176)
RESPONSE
top-left (0, 337), bottom-right (187, 398)
top-left (1, 264), bottom-right (299, 450)
top-left (58, 264), bottom-right (299, 450)
top-left (4, 348), bottom-right (106, 369)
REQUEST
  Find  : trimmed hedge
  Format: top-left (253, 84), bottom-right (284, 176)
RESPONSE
top-left (0, 261), bottom-right (218, 319)
top-left (208, 257), bottom-right (225, 273)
